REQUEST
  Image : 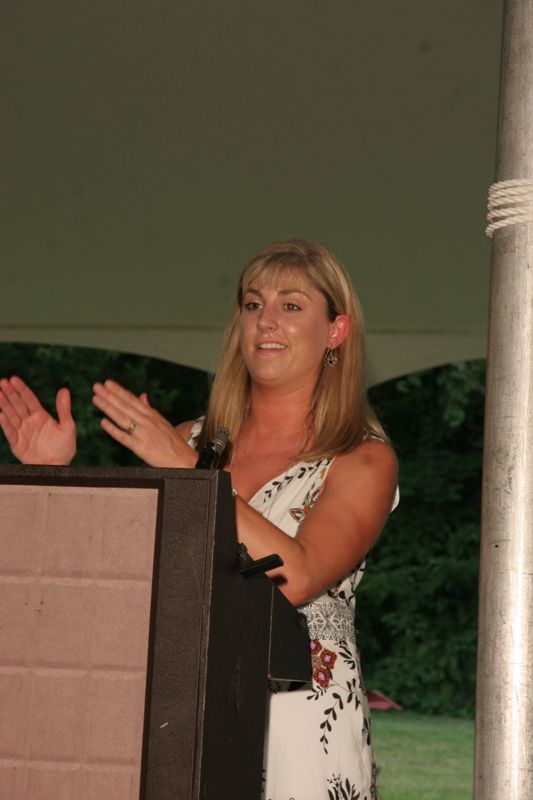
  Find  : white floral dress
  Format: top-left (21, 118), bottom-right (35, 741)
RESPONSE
top-left (189, 424), bottom-right (393, 800)
top-left (251, 458), bottom-right (379, 800)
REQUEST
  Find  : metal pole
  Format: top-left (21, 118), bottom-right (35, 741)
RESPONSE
top-left (474, 1), bottom-right (533, 798)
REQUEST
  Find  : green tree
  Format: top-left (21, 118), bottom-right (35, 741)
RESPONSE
top-left (358, 361), bottom-right (485, 717)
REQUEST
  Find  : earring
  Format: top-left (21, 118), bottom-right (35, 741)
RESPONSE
top-left (323, 348), bottom-right (338, 368)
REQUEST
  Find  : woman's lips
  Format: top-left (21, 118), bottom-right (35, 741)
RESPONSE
top-left (256, 342), bottom-right (287, 351)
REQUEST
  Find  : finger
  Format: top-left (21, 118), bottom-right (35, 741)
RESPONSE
top-left (93, 381), bottom-right (146, 420)
top-left (0, 378), bottom-right (31, 419)
top-left (9, 376), bottom-right (43, 415)
top-left (0, 389), bottom-right (23, 427)
top-left (0, 411), bottom-right (19, 448)
top-left (56, 388), bottom-right (74, 426)
top-left (100, 417), bottom-right (142, 451)
top-left (103, 379), bottom-right (144, 407)
top-left (92, 393), bottom-right (136, 433)
top-left (139, 392), bottom-right (150, 406)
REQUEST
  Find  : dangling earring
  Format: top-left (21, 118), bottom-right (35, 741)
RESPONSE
top-left (323, 348), bottom-right (338, 368)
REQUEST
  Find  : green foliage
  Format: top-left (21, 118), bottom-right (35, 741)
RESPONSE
top-left (0, 343), bottom-right (209, 466)
top-left (358, 361), bottom-right (485, 718)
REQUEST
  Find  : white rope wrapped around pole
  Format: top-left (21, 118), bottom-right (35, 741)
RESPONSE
top-left (485, 178), bottom-right (533, 236)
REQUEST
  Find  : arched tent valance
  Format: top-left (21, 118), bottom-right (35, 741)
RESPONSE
top-left (0, 1), bottom-right (500, 383)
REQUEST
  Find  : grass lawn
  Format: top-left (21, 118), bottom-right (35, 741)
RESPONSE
top-left (371, 711), bottom-right (474, 800)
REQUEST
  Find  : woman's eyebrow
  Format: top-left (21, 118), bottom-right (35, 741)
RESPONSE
top-left (278, 288), bottom-right (313, 300)
top-left (243, 287), bottom-right (313, 300)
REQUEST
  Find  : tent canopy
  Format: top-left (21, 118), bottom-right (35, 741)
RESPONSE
top-left (0, 1), bottom-right (502, 383)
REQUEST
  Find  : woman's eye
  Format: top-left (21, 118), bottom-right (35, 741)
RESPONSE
top-left (244, 301), bottom-right (262, 311)
top-left (284, 302), bottom-right (301, 312)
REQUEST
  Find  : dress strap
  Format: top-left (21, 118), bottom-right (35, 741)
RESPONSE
top-left (187, 416), bottom-right (205, 447)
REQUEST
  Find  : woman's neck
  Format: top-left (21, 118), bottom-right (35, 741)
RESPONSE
top-left (245, 384), bottom-right (313, 441)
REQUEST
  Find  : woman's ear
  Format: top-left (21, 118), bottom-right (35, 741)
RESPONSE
top-left (328, 315), bottom-right (351, 349)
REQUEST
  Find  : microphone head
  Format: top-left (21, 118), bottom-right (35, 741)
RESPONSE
top-left (212, 427), bottom-right (230, 455)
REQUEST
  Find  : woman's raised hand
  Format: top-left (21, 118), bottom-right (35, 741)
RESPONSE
top-left (92, 379), bottom-right (196, 468)
top-left (0, 376), bottom-right (77, 465)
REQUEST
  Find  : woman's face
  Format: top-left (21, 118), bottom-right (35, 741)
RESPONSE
top-left (239, 269), bottom-right (349, 394)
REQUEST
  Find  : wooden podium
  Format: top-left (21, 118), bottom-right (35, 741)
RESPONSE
top-left (0, 465), bottom-right (310, 800)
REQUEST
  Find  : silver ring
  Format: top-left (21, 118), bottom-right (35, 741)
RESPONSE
top-left (126, 419), bottom-right (137, 436)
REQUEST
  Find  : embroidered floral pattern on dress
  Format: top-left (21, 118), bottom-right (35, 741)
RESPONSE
top-left (289, 485), bottom-right (322, 523)
top-left (299, 599), bottom-right (356, 641)
top-left (306, 639), bottom-right (364, 755)
top-left (327, 773), bottom-right (367, 800)
top-left (262, 459), bottom-right (331, 502)
top-left (310, 639), bottom-right (338, 689)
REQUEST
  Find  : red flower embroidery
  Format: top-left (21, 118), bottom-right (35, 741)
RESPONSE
top-left (313, 666), bottom-right (331, 689)
top-left (320, 648), bottom-right (337, 669)
top-left (310, 640), bottom-right (338, 689)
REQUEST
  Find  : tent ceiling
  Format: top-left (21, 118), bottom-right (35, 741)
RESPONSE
top-left (0, 1), bottom-right (502, 383)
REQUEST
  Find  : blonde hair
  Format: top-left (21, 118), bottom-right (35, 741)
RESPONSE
top-left (200, 239), bottom-right (387, 461)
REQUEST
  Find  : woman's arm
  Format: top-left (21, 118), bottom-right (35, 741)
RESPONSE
top-left (233, 440), bottom-right (398, 605)
top-left (93, 380), bottom-right (397, 606)
top-left (0, 376), bottom-right (76, 465)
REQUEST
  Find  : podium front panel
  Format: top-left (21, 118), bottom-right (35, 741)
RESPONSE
top-left (0, 482), bottom-right (159, 800)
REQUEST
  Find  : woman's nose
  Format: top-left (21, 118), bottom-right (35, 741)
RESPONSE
top-left (257, 307), bottom-right (279, 331)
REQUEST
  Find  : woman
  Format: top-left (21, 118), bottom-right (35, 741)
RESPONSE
top-left (0, 239), bottom-right (397, 799)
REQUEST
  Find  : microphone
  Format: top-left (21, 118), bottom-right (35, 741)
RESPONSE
top-left (195, 427), bottom-right (230, 469)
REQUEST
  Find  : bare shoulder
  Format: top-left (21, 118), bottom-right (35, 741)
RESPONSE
top-left (335, 437), bottom-right (396, 474)
top-left (326, 438), bottom-right (398, 503)
top-left (296, 438), bottom-right (397, 572)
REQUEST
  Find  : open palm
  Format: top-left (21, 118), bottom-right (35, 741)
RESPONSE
top-left (0, 376), bottom-right (76, 465)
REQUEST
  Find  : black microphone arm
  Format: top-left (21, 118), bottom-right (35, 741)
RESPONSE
top-left (195, 427), bottom-right (230, 469)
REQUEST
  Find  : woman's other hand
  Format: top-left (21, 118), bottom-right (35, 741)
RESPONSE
top-left (92, 379), bottom-right (196, 468)
top-left (0, 376), bottom-right (77, 465)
